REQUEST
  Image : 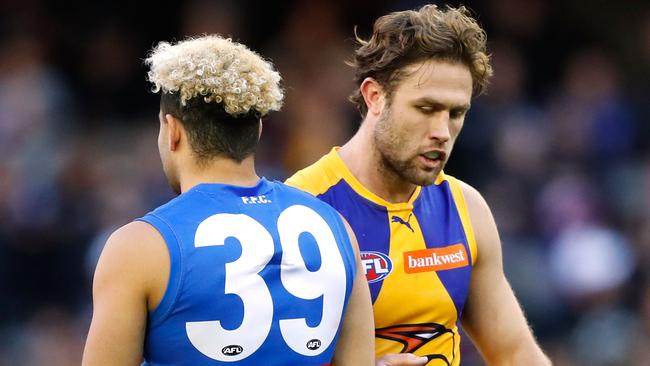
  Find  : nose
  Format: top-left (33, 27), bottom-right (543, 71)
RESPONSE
top-left (428, 111), bottom-right (451, 143)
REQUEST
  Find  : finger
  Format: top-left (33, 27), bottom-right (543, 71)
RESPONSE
top-left (376, 353), bottom-right (429, 366)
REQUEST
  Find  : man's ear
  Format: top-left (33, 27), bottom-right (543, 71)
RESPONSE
top-left (359, 77), bottom-right (386, 117)
top-left (165, 114), bottom-right (183, 151)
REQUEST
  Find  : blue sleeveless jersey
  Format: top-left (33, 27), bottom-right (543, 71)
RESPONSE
top-left (138, 178), bottom-right (356, 366)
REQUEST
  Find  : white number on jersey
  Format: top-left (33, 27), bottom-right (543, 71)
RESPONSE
top-left (185, 205), bottom-right (347, 362)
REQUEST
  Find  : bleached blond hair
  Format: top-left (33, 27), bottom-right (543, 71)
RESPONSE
top-left (145, 35), bottom-right (283, 116)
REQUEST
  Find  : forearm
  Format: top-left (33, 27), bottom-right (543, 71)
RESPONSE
top-left (483, 335), bottom-right (551, 366)
top-left (507, 346), bottom-right (551, 366)
top-left (464, 300), bottom-right (550, 366)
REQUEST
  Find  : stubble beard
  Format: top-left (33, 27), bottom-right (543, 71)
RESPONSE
top-left (374, 113), bottom-right (443, 188)
top-left (377, 147), bottom-right (442, 187)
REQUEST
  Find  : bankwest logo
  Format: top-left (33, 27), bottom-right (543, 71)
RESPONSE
top-left (404, 244), bottom-right (468, 273)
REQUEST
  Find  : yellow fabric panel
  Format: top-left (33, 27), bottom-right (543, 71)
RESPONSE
top-left (444, 176), bottom-right (478, 266)
top-left (286, 147), bottom-right (423, 210)
top-left (373, 211), bottom-right (461, 365)
top-left (285, 148), bottom-right (341, 195)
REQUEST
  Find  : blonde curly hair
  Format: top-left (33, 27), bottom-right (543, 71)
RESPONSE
top-left (145, 35), bottom-right (284, 116)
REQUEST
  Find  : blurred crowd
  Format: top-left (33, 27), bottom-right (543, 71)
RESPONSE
top-left (0, 0), bottom-right (648, 364)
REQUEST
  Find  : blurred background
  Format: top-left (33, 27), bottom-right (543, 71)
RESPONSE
top-left (0, 0), bottom-right (648, 364)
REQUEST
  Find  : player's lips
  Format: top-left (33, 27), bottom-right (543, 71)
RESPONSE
top-left (419, 150), bottom-right (446, 168)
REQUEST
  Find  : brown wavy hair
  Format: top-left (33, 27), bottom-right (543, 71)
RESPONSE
top-left (348, 4), bottom-right (493, 117)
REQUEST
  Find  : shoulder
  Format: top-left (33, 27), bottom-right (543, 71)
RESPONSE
top-left (146, 191), bottom-right (196, 217)
top-left (276, 181), bottom-right (344, 219)
top-left (455, 178), bottom-right (492, 219)
top-left (452, 178), bottom-right (501, 265)
top-left (108, 220), bottom-right (164, 245)
top-left (94, 221), bottom-right (169, 299)
top-left (275, 180), bottom-right (318, 198)
top-left (98, 221), bottom-right (168, 276)
top-left (437, 172), bottom-right (492, 222)
top-left (285, 151), bottom-right (340, 195)
top-left (285, 164), bottom-right (327, 194)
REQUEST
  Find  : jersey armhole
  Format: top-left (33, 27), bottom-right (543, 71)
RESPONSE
top-left (446, 177), bottom-right (478, 266)
top-left (136, 214), bottom-right (184, 327)
top-left (330, 211), bottom-right (357, 296)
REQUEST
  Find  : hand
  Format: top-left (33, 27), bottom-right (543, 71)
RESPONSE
top-left (376, 353), bottom-right (428, 366)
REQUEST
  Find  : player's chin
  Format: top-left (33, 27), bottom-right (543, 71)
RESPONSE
top-left (409, 169), bottom-right (440, 187)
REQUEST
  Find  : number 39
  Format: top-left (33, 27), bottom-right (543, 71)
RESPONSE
top-left (185, 205), bottom-right (347, 362)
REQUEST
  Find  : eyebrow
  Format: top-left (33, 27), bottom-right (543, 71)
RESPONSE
top-left (413, 97), bottom-right (471, 110)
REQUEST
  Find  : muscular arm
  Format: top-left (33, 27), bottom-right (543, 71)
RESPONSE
top-left (82, 221), bottom-right (169, 366)
top-left (459, 181), bottom-right (550, 365)
top-left (332, 217), bottom-right (375, 366)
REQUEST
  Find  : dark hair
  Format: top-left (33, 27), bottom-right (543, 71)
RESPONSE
top-left (348, 4), bottom-right (493, 117)
top-left (161, 93), bottom-right (261, 162)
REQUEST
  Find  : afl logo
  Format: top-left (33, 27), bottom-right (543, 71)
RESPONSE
top-left (361, 251), bottom-right (393, 283)
top-left (222, 345), bottom-right (243, 356)
top-left (306, 339), bottom-right (321, 350)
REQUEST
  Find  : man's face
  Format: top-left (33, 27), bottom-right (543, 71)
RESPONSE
top-left (158, 110), bottom-right (181, 194)
top-left (373, 60), bottom-right (473, 186)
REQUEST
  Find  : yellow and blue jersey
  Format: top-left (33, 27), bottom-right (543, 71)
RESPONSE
top-left (286, 148), bottom-right (477, 366)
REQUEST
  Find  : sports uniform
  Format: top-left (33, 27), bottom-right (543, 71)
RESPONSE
top-left (139, 178), bottom-right (356, 366)
top-left (287, 148), bottom-right (477, 366)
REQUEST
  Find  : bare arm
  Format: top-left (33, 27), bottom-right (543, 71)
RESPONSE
top-left (332, 217), bottom-right (375, 366)
top-left (332, 217), bottom-right (427, 366)
top-left (82, 221), bottom-right (169, 366)
top-left (459, 181), bottom-right (551, 365)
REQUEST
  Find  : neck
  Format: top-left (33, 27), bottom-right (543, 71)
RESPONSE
top-left (179, 155), bottom-right (260, 193)
top-left (339, 123), bottom-right (417, 204)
